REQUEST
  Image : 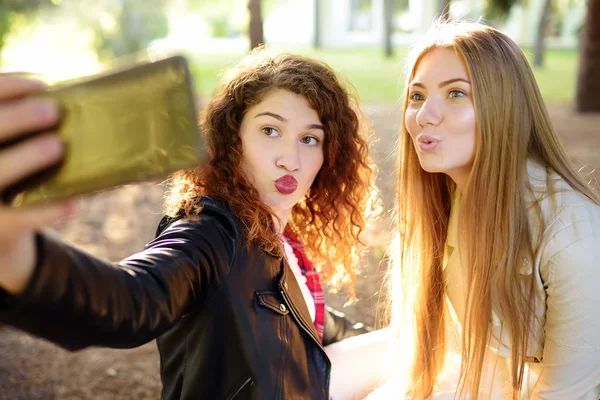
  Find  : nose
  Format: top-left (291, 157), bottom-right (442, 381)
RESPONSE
top-left (415, 97), bottom-right (443, 128)
top-left (276, 141), bottom-right (300, 172)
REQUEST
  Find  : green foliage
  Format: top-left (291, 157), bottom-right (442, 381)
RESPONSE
top-left (485, 0), bottom-right (520, 20)
top-left (210, 16), bottom-right (231, 38)
top-left (0, 0), bottom-right (50, 13)
top-left (0, 0), bottom-right (56, 51)
top-left (187, 0), bottom-right (281, 39)
top-left (187, 46), bottom-right (578, 104)
top-left (93, 0), bottom-right (168, 59)
top-left (356, 0), bottom-right (373, 11)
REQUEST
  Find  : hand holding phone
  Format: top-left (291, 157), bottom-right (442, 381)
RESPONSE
top-left (0, 74), bottom-right (70, 295)
top-left (3, 55), bottom-right (206, 206)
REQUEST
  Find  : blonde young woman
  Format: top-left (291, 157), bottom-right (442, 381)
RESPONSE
top-left (379, 21), bottom-right (600, 399)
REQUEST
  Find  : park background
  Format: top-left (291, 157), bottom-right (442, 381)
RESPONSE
top-left (0, 0), bottom-right (599, 398)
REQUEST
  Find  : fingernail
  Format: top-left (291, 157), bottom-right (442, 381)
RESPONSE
top-left (39, 135), bottom-right (63, 157)
top-left (27, 78), bottom-right (46, 89)
top-left (34, 99), bottom-right (59, 122)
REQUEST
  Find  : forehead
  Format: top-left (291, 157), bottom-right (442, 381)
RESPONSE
top-left (411, 47), bottom-right (470, 82)
top-left (251, 89), bottom-right (303, 109)
top-left (249, 89), bottom-right (321, 117)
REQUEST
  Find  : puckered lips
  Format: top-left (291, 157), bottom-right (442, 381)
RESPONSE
top-left (274, 174), bottom-right (298, 195)
top-left (417, 134), bottom-right (440, 152)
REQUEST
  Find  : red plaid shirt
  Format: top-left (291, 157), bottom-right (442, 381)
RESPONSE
top-left (283, 224), bottom-right (325, 342)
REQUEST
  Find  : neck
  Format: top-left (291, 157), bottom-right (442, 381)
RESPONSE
top-left (452, 161), bottom-right (474, 189)
top-left (272, 213), bottom-right (290, 234)
top-left (447, 169), bottom-right (469, 190)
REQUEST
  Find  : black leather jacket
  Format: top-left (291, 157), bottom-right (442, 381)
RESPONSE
top-left (0, 197), bottom-right (369, 399)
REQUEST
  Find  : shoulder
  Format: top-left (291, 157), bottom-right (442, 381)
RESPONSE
top-left (526, 159), bottom-right (600, 254)
top-left (149, 196), bottom-right (240, 258)
top-left (156, 196), bottom-right (239, 238)
top-left (525, 161), bottom-right (600, 285)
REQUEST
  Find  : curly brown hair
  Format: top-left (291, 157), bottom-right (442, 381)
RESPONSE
top-left (163, 47), bottom-right (380, 290)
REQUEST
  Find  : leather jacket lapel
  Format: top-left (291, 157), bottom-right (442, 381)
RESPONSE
top-left (278, 258), bottom-right (321, 345)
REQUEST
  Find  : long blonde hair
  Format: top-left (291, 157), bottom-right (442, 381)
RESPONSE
top-left (392, 21), bottom-right (600, 399)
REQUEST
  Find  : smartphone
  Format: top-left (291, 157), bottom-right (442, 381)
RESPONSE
top-left (4, 55), bottom-right (206, 206)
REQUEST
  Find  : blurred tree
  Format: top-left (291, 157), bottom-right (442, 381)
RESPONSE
top-left (486, 0), bottom-right (555, 69)
top-left (533, 0), bottom-right (552, 67)
top-left (438, 0), bottom-right (450, 20)
top-left (383, 0), bottom-right (395, 57)
top-left (188, 0), bottom-right (240, 37)
top-left (248, 0), bottom-right (263, 50)
top-left (576, 0), bottom-right (600, 112)
top-left (188, 0), bottom-right (276, 49)
top-left (35, 0), bottom-right (168, 61)
top-left (0, 0), bottom-right (56, 54)
top-left (314, 0), bottom-right (321, 49)
top-left (486, 0), bottom-right (519, 19)
top-left (91, 0), bottom-right (168, 59)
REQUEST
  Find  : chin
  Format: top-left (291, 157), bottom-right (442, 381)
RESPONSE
top-left (264, 197), bottom-right (298, 214)
top-left (418, 161), bottom-right (445, 175)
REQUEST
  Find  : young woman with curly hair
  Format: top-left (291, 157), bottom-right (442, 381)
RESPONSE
top-left (0, 48), bottom-right (380, 399)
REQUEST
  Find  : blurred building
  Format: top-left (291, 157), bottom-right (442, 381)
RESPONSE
top-left (263, 0), bottom-right (584, 49)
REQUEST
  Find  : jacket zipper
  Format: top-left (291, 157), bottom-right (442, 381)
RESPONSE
top-left (226, 377), bottom-right (253, 400)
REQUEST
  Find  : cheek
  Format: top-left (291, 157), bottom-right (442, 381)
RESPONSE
top-left (455, 107), bottom-right (476, 131)
top-left (404, 109), bottom-right (419, 137)
top-left (457, 109), bottom-right (477, 149)
top-left (304, 151), bottom-right (324, 185)
top-left (449, 109), bottom-right (477, 159)
top-left (310, 153), bottom-right (324, 177)
top-left (239, 160), bottom-right (254, 182)
top-left (240, 147), bottom-right (261, 181)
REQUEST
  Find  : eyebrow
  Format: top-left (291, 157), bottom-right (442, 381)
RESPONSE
top-left (409, 78), bottom-right (471, 89)
top-left (254, 111), bottom-right (324, 131)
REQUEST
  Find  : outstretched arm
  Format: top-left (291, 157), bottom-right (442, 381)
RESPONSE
top-left (0, 213), bottom-right (236, 351)
top-left (325, 325), bottom-right (393, 399)
top-left (0, 74), bottom-right (236, 351)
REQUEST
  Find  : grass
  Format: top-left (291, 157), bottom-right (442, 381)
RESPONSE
top-left (521, 48), bottom-right (579, 104)
top-left (187, 45), bottom-right (579, 104)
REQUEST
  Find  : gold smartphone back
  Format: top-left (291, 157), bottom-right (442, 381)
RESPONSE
top-left (8, 55), bottom-right (205, 206)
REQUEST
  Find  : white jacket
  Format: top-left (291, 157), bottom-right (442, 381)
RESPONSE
top-left (444, 159), bottom-right (600, 399)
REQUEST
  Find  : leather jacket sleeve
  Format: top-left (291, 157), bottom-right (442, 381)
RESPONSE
top-left (0, 207), bottom-right (237, 351)
top-left (322, 305), bottom-right (372, 346)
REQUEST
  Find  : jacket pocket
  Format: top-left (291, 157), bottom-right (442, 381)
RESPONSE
top-left (255, 291), bottom-right (289, 315)
top-left (225, 376), bottom-right (254, 400)
top-left (254, 290), bottom-right (290, 398)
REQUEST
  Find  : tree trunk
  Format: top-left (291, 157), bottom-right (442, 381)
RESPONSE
top-left (576, 0), bottom-right (600, 112)
top-left (533, 0), bottom-right (552, 67)
top-left (248, 0), bottom-right (264, 50)
top-left (313, 0), bottom-right (321, 48)
top-left (383, 0), bottom-right (394, 58)
top-left (439, 0), bottom-right (451, 20)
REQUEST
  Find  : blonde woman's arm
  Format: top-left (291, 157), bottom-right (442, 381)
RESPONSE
top-left (325, 326), bottom-right (393, 399)
top-left (533, 206), bottom-right (600, 399)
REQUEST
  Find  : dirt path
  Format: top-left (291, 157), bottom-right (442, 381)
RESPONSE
top-left (0, 103), bottom-right (598, 399)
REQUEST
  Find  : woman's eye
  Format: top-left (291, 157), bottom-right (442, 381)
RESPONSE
top-left (262, 127), bottom-right (279, 137)
top-left (409, 92), bottom-right (424, 101)
top-left (449, 90), bottom-right (466, 99)
top-left (300, 136), bottom-right (319, 145)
